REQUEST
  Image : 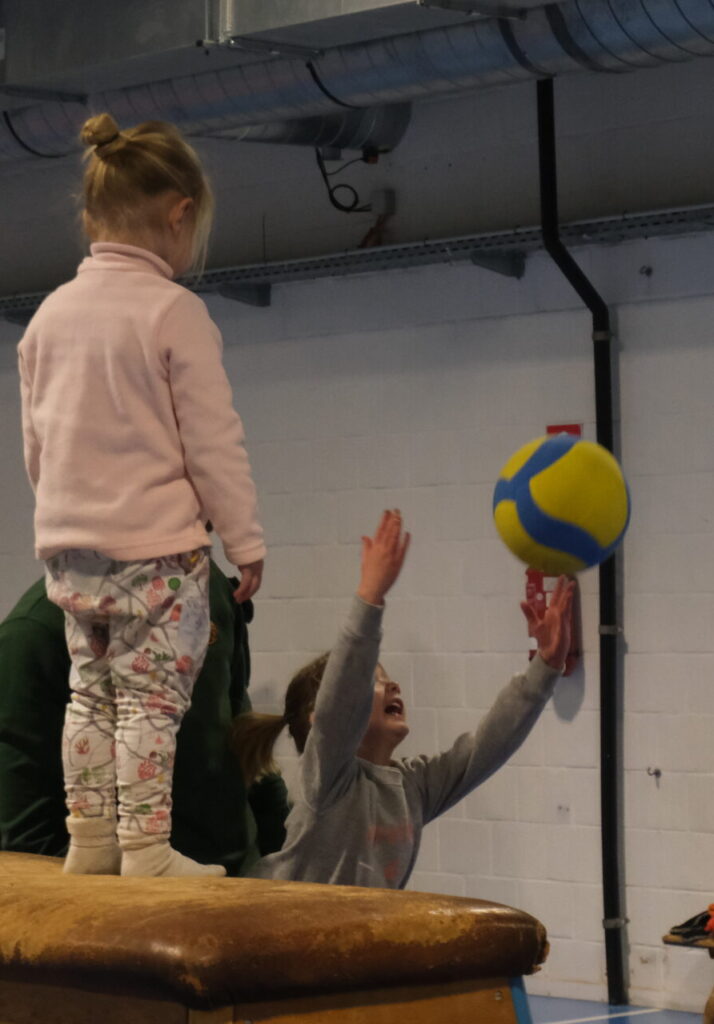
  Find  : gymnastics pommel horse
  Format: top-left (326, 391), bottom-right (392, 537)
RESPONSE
top-left (0, 852), bottom-right (548, 1024)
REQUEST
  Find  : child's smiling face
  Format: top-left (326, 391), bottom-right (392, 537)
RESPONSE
top-left (357, 664), bottom-right (410, 763)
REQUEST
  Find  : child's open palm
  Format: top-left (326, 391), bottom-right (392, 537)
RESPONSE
top-left (357, 510), bottom-right (410, 606)
top-left (520, 575), bottom-right (575, 670)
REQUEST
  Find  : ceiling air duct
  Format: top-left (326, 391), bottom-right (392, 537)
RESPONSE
top-left (1, 0), bottom-right (714, 161)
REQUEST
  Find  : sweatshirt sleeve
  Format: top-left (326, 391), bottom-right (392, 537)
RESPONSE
top-left (160, 291), bottom-right (266, 567)
top-left (401, 655), bottom-right (560, 824)
top-left (300, 596), bottom-right (383, 811)
top-left (18, 348), bottom-right (40, 493)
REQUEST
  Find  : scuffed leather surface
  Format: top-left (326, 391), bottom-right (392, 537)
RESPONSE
top-left (0, 852), bottom-right (548, 1010)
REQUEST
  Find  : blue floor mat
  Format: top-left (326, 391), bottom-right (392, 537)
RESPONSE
top-left (529, 994), bottom-right (701, 1024)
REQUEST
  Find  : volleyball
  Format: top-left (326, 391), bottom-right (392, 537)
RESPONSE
top-left (493, 433), bottom-right (630, 574)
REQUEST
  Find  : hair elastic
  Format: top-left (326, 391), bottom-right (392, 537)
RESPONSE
top-left (97, 132), bottom-right (120, 148)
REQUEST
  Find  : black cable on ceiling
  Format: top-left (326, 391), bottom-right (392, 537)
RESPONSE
top-left (305, 61), bottom-right (361, 110)
top-left (314, 147), bottom-right (372, 214)
top-left (2, 111), bottom-right (67, 159)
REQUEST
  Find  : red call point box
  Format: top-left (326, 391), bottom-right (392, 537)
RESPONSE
top-left (546, 423), bottom-right (582, 437)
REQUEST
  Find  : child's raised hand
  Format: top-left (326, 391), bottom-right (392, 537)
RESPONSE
top-left (357, 510), bottom-right (410, 606)
top-left (520, 575), bottom-right (575, 670)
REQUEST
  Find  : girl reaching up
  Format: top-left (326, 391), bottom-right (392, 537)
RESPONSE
top-left (236, 510), bottom-right (573, 889)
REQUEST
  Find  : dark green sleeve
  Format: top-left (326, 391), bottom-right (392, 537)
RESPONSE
top-left (232, 595), bottom-right (290, 856)
top-left (0, 619), bottom-right (70, 856)
top-left (171, 567), bottom-right (257, 876)
top-left (229, 593), bottom-right (252, 718)
top-left (248, 772), bottom-right (290, 856)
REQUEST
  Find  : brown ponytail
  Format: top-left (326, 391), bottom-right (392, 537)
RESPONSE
top-left (233, 652), bottom-right (330, 785)
top-left (232, 712), bottom-right (288, 787)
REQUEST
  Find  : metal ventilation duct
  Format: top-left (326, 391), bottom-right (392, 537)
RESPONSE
top-left (2, 0), bottom-right (714, 161)
top-left (0, 0), bottom-right (425, 157)
top-left (215, 105), bottom-right (412, 150)
top-left (210, 0), bottom-right (544, 48)
top-left (0, 0), bottom-right (523, 96)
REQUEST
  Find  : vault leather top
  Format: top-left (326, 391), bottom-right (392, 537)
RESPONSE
top-left (0, 852), bottom-right (548, 1010)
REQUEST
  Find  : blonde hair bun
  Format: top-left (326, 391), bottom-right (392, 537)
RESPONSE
top-left (80, 113), bottom-right (123, 152)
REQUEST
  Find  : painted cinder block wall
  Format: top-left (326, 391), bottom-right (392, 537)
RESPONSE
top-left (1, 231), bottom-right (713, 1011)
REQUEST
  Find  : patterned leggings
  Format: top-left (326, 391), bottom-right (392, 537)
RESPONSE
top-left (45, 548), bottom-right (210, 849)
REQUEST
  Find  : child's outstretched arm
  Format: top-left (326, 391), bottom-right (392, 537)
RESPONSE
top-left (402, 576), bottom-right (574, 824)
top-left (300, 511), bottom-right (409, 810)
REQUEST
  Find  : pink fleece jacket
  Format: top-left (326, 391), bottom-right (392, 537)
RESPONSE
top-left (18, 243), bottom-right (266, 567)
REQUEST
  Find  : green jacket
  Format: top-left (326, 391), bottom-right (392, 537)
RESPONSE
top-left (0, 562), bottom-right (289, 876)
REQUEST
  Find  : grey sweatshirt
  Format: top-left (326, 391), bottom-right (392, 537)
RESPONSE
top-left (253, 596), bottom-right (560, 889)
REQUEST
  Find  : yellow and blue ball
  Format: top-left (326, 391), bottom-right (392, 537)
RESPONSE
top-left (493, 433), bottom-right (630, 575)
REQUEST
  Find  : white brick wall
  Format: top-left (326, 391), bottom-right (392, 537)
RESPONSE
top-left (1, 232), bottom-right (713, 1012)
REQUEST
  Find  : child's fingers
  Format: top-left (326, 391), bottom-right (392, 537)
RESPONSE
top-left (553, 581), bottom-right (575, 622)
top-left (520, 599), bottom-right (538, 629)
top-left (388, 512), bottom-right (407, 558)
top-left (397, 531), bottom-right (411, 566)
top-left (373, 512), bottom-right (386, 542)
top-left (376, 509), bottom-right (399, 551)
top-left (385, 510), bottom-right (402, 548)
top-left (551, 575), bottom-right (574, 611)
top-left (374, 509), bottom-right (393, 544)
top-left (549, 575), bottom-right (566, 605)
top-left (233, 562), bottom-right (263, 603)
top-left (370, 510), bottom-right (405, 563)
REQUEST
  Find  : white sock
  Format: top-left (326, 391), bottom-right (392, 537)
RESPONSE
top-left (63, 816), bottom-right (121, 876)
top-left (121, 842), bottom-right (226, 878)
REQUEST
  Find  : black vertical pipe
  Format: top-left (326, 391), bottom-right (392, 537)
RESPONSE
top-left (536, 77), bottom-right (628, 1006)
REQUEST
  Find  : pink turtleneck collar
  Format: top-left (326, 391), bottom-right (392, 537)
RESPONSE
top-left (84, 242), bottom-right (174, 280)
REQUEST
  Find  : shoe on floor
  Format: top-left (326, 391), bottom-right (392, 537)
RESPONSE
top-left (669, 909), bottom-right (713, 940)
